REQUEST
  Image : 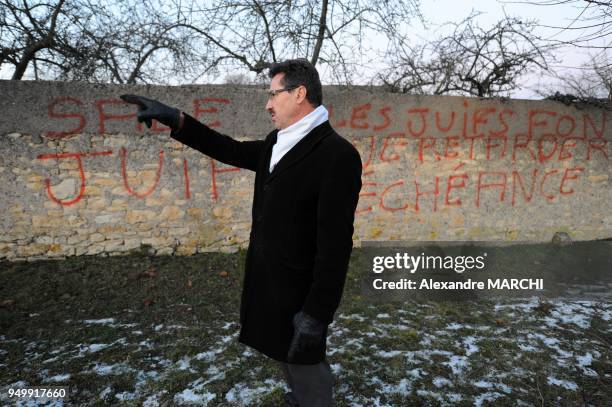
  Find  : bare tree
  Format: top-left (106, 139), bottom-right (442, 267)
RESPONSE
top-left (502, 1), bottom-right (611, 101)
top-left (57, 0), bottom-right (193, 84)
top-left (168, 0), bottom-right (422, 85)
top-left (0, 0), bottom-right (193, 84)
top-left (1, 0), bottom-right (423, 85)
top-left (542, 54), bottom-right (612, 100)
top-left (507, 0), bottom-right (611, 50)
top-left (377, 13), bottom-right (552, 97)
top-left (1, 0), bottom-right (70, 79)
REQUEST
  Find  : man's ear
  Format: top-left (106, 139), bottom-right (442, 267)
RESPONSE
top-left (296, 85), bottom-right (308, 104)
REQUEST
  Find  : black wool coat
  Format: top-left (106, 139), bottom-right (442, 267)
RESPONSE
top-left (170, 112), bottom-right (362, 364)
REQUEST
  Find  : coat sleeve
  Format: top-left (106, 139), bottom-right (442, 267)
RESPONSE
top-left (302, 143), bottom-right (362, 324)
top-left (170, 112), bottom-right (265, 172)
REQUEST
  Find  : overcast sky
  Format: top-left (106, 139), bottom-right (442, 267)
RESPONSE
top-left (313, 0), bottom-right (608, 98)
top-left (3, 0), bottom-right (608, 99)
top-left (416, 0), bottom-right (608, 98)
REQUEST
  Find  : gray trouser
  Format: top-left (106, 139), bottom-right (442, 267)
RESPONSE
top-left (278, 360), bottom-right (335, 407)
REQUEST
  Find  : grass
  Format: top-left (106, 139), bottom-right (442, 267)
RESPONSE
top-left (0, 248), bottom-right (610, 406)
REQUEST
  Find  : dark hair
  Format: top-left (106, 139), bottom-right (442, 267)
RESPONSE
top-left (268, 58), bottom-right (322, 107)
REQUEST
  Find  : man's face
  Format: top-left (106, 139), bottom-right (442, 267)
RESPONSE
top-left (265, 73), bottom-right (300, 130)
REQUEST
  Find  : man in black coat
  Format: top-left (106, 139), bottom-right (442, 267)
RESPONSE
top-left (121, 58), bottom-right (362, 406)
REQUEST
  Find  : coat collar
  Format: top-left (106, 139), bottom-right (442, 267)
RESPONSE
top-left (264, 120), bottom-right (332, 184)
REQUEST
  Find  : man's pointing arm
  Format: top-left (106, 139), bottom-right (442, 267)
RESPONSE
top-left (121, 94), bottom-right (264, 172)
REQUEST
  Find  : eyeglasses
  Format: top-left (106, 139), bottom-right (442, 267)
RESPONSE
top-left (266, 86), bottom-right (300, 100)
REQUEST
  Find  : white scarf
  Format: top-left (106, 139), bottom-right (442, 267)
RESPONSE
top-left (269, 105), bottom-right (329, 172)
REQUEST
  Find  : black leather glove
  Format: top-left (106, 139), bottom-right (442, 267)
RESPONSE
top-left (287, 311), bottom-right (325, 362)
top-left (120, 94), bottom-right (181, 131)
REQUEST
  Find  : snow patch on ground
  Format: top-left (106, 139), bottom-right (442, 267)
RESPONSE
top-left (224, 379), bottom-right (285, 405)
top-left (174, 388), bottom-right (216, 405)
top-left (83, 318), bottom-right (116, 325)
top-left (370, 376), bottom-right (413, 396)
top-left (432, 376), bottom-right (452, 388)
top-left (547, 376), bottom-right (578, 391)
top-left (445, 355), bottom-right (469, 375)
top-left (5, 298), bottom-right (608, 405)
top-left (42, 373), bottom-right (70, 382)
top-left (474, 391), bottom-right (503, 406)
top-left (462, 336), bottom-right (479, 356)
top-left (575, 352), bottom-right (598, 377)
top-left (376, 350), bottom-right (403, 358)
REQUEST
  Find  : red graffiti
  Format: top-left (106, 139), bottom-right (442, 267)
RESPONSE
top-left (476, 171), bottom-right (507, 208)
top-left (96, 99), bottom-right (137, 134)
top-left (380, 180), bottom-right (409, 212)
top-left (351, 135), bottom-right (376, 175)
top-left (356, 181), bottom-right (378, 214)
top-left (444, 136), bottom-right (461, 159)
top-left (415, 176), bottom-right (440, 212)
top-left (560, 167), bottom-right (585, 195)
top-left (446, 172), bottom-right (468, 206)
top-left (379, 133), bottom-right (407, 162)
top-left (44, 96), bottom-right (236, 136)
top-left (374, 107), bottom-right (392, 131)
top-left (406, 108), bottom-right (429, 138)
top-left (183, 159), bottom-right (191, 199)
top-left (36, 150), bottom-right (113, 205)
top-left (351, 159), bottom-right (588, 215)
top-left (46, 97), bottom-right (86, 138)
top-left (120, 147), bottom-right (164, 198)
top-left (511, 169), bottom-right (537, 206)
top-left (418, 137), bottom-right (442, 162)
top-left (473, 108), bottom-right (497, 137)
top-left (36, 97), bottom-right (608, 218)
top-left (210, 158), bottom-right (240, 201)
top-left (193, 98), bottom-right (230, 128)
top-left (435, 111), bottom-right (455, 133)
top-left (350, 104), bottom-right (371, 129)
top-left (587, 138), bottom-right (608, 160)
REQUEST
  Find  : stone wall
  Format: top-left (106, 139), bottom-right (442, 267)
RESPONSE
top-left (1, 80), bottom-right (610, 261)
